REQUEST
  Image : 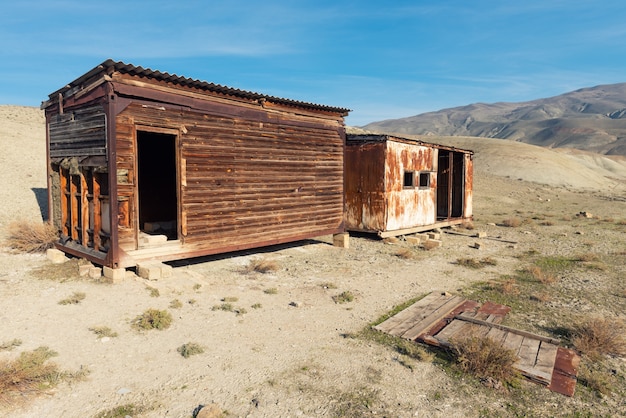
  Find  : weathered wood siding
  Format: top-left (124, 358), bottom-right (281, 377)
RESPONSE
top-left (49, 105), bottom-right (106, 158)
top-left (345, 142), bottom-right (386, 231)
top-left (116, 102), bottom-right (344, 253)
top-left (115, 114), bottom-right (138, 250)
top-left (384, 141), bottom-right (436, 231)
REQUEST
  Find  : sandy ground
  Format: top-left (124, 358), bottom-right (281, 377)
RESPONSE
top-left (1, 105), bottom-right (625, 417)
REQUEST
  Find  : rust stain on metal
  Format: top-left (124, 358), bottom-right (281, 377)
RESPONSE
top-left (346, 134), bottom-right (473, 236)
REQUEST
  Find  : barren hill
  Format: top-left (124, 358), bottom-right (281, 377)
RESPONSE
top-left (363, 83), bottom-right (626, 156)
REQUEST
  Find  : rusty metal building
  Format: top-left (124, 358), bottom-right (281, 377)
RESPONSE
top-left (345, 134), bottom-right (473, 237)
top-left (42, 60), bottom-right (350, 268)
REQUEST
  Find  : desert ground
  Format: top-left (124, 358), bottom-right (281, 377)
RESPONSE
top-left (1, 105), bottom-right (625, 417)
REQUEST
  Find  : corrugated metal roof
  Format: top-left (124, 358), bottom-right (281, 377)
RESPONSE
top-left (46, 59), bottom-right (350, 114)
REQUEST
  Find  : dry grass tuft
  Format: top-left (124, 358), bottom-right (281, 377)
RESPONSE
top-left (457, 257), bottom-right (497, 269)
top-left (574, 252), bottom-right (600, 263)
top-left (333, 291), bottom-right (355, 304)
top-left (395, 248), bottom-right (418, 260)
top-left (572, 317), bottom-right (626, 361)
top-left (498, 278), bottom-right (520, 295)
top-left (501, 217), bottom-right (522, 228)
top-left (58, 291), bottom-right (86, 305)
top-left (451, 333), bottom-right (519, 384)
top-left (4, 220), bottom-right (58, 253)
top-left (89, 326), bottom-right (118, 339)
top-left (0, 339), bottom-right (22, 351)
top-left (0, 347), bottom-right (61, 405)
top-left (132, 309), bottom-right (172, 331)
top-left (526, 266), bottom-right (559, 285)
top-left (247, 258), bottom-right (279, 273)
top-left (177, 342), bottom-right (204, 358)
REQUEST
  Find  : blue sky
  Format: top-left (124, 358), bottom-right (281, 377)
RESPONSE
top-left (2, 1), bottom-right (626, 126)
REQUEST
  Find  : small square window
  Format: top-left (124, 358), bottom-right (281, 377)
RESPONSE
top-left (419, 172), bottom-right (430, 188)
top-left (403, 171), bottom-right (415, 188)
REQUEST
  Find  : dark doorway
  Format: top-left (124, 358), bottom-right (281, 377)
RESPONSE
top-left (137, 131), bottom-right (178, 240)
top-left (437, 151), bottom-right (464, 219)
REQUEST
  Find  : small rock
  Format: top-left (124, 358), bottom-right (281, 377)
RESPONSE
top-left (575, 231), bottom-right (584, 235)
top-left (100, 337), bottom-right (110, 343)
top-left (289, 301), bottom-right (302, 308)
top-left (487, 222), bottom-right (496, 226)
top-left (117, 388), bottom-right (131, 395)
top-left (195, 403), bottom-right (223, 418)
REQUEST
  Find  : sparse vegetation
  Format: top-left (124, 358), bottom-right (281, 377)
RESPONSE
top-left (501, 217), bottom-right (522, 228)
top-left (132, 309), bottom-right (172, 331)
top-left (333, 291), bottom-right (355, 304)
top-left (456, 257), bottom-right (497, 269)
top-left (247, 258), bottom-right (279, 273)
top-left (571, 317), bottom-right (626, 361)
top-left (94, 403), bottom-right (148, 418)
top-left (222, 296), bottom-right (238, 302)
top-left (89, 326), bottom-right (118, 338)
top-left (170, 299), bottom-right (183, 309)
top-left (0, 346), bottom-right (86, 406)
top-left (4, 219), bottom-right (58, 253)
top-left (263, 287), bottom-right (278, 295)
top-left (251, 303), bottom-right (262, 309)
top-left (58, 291), bottom-right (86, 305)
top-left (319, 281), bottom-right (338, 290)
top-left (450, 333), bottom-right (519, 384)
top-left (0, 339), bottom-right (22, 351)
top-left (177, 342), bottom-right (204, 358)
top-left (145, 286), bottom-right (160, 297)
top-left (212, 303), bottom-right (234, 312)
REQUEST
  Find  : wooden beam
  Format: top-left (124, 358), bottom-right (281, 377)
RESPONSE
top-left (80, 170), bottom-right (89, 246)
top-left (60, 168), bottom-right (69, 237)
top-left (455, 313), bottom-right (561, 345)
top-left (93, 171), bottom-right (102, 251)
top-left (70, 174), bottom-right (79, 241)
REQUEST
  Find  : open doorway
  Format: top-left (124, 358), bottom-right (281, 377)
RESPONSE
top-left (437, 150), bottom-right (465, 220)
top-left (137, 130), bottom-right (178, 240)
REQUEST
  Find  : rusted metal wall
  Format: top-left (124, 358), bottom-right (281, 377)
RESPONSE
top-left (344, 142), bottom-right (386, 231)
top-left (384, 141), bottom-right (436, 231)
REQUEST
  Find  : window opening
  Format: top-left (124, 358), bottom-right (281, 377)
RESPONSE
top-left (419, 172), bottom-right (431, 188)
top-left (403, 171), bottom-right (415, 188)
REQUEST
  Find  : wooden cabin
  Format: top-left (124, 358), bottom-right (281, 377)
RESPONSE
top-left (42, 60), bottom-right (350, 268)
top-left (345, 134), bottom-right (473, 237)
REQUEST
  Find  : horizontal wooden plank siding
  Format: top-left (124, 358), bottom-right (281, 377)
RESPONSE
top-left (118, 102), bottom-right (344, 254)
top-left (49, 105), bottom-right (106, 158)
top-left (182, 107), bottom-right (344, 249)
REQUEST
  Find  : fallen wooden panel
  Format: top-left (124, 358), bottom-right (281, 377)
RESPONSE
top-left (373, 292), bottom-right (580, 396)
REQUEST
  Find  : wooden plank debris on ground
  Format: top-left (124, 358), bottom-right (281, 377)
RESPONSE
top-left (374, 292), bottom-right (580, 396)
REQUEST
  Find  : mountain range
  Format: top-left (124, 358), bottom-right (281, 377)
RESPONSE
top-left (362, 83), bottom-right (626, 156)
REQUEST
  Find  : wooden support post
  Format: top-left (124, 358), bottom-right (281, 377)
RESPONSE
top-left (93, 172), bottom-right (102, 251)
top-left (60, 168), bottom-right (69, 237)
top-left (80, 170), bottom-right (89, 246)
top-left (70, 174), bottom-right (79, 241)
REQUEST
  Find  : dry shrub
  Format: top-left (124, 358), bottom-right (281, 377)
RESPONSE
top-left (177, 342), bottom-right (204, 358)
top-left (457, 257), bottom-right (497, 269)
top-left (132, 309), bottom-right (172, 331)
top-left (502, 217), bottom-right (522, 228)
top-left (530, 292), bottom-right (551, 303)
top-left (247, 258), bottom-right (279, 273)
top-left (526, 266), bottom-right (558, 285)
top-left (451, 333), bottom-right (519, 384)
top-left (396, 248), bottom-right (417, 260)
top-left (0, 347), bottom-right (60, 405)
top-left (574, 252), bottom-right (600, 262)
top-left (4, 220), bottom-right (58, 253)
top-left (499, 278), bottom-right (520, 295)
top-left (572, 317), bottom-right (626, 361)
